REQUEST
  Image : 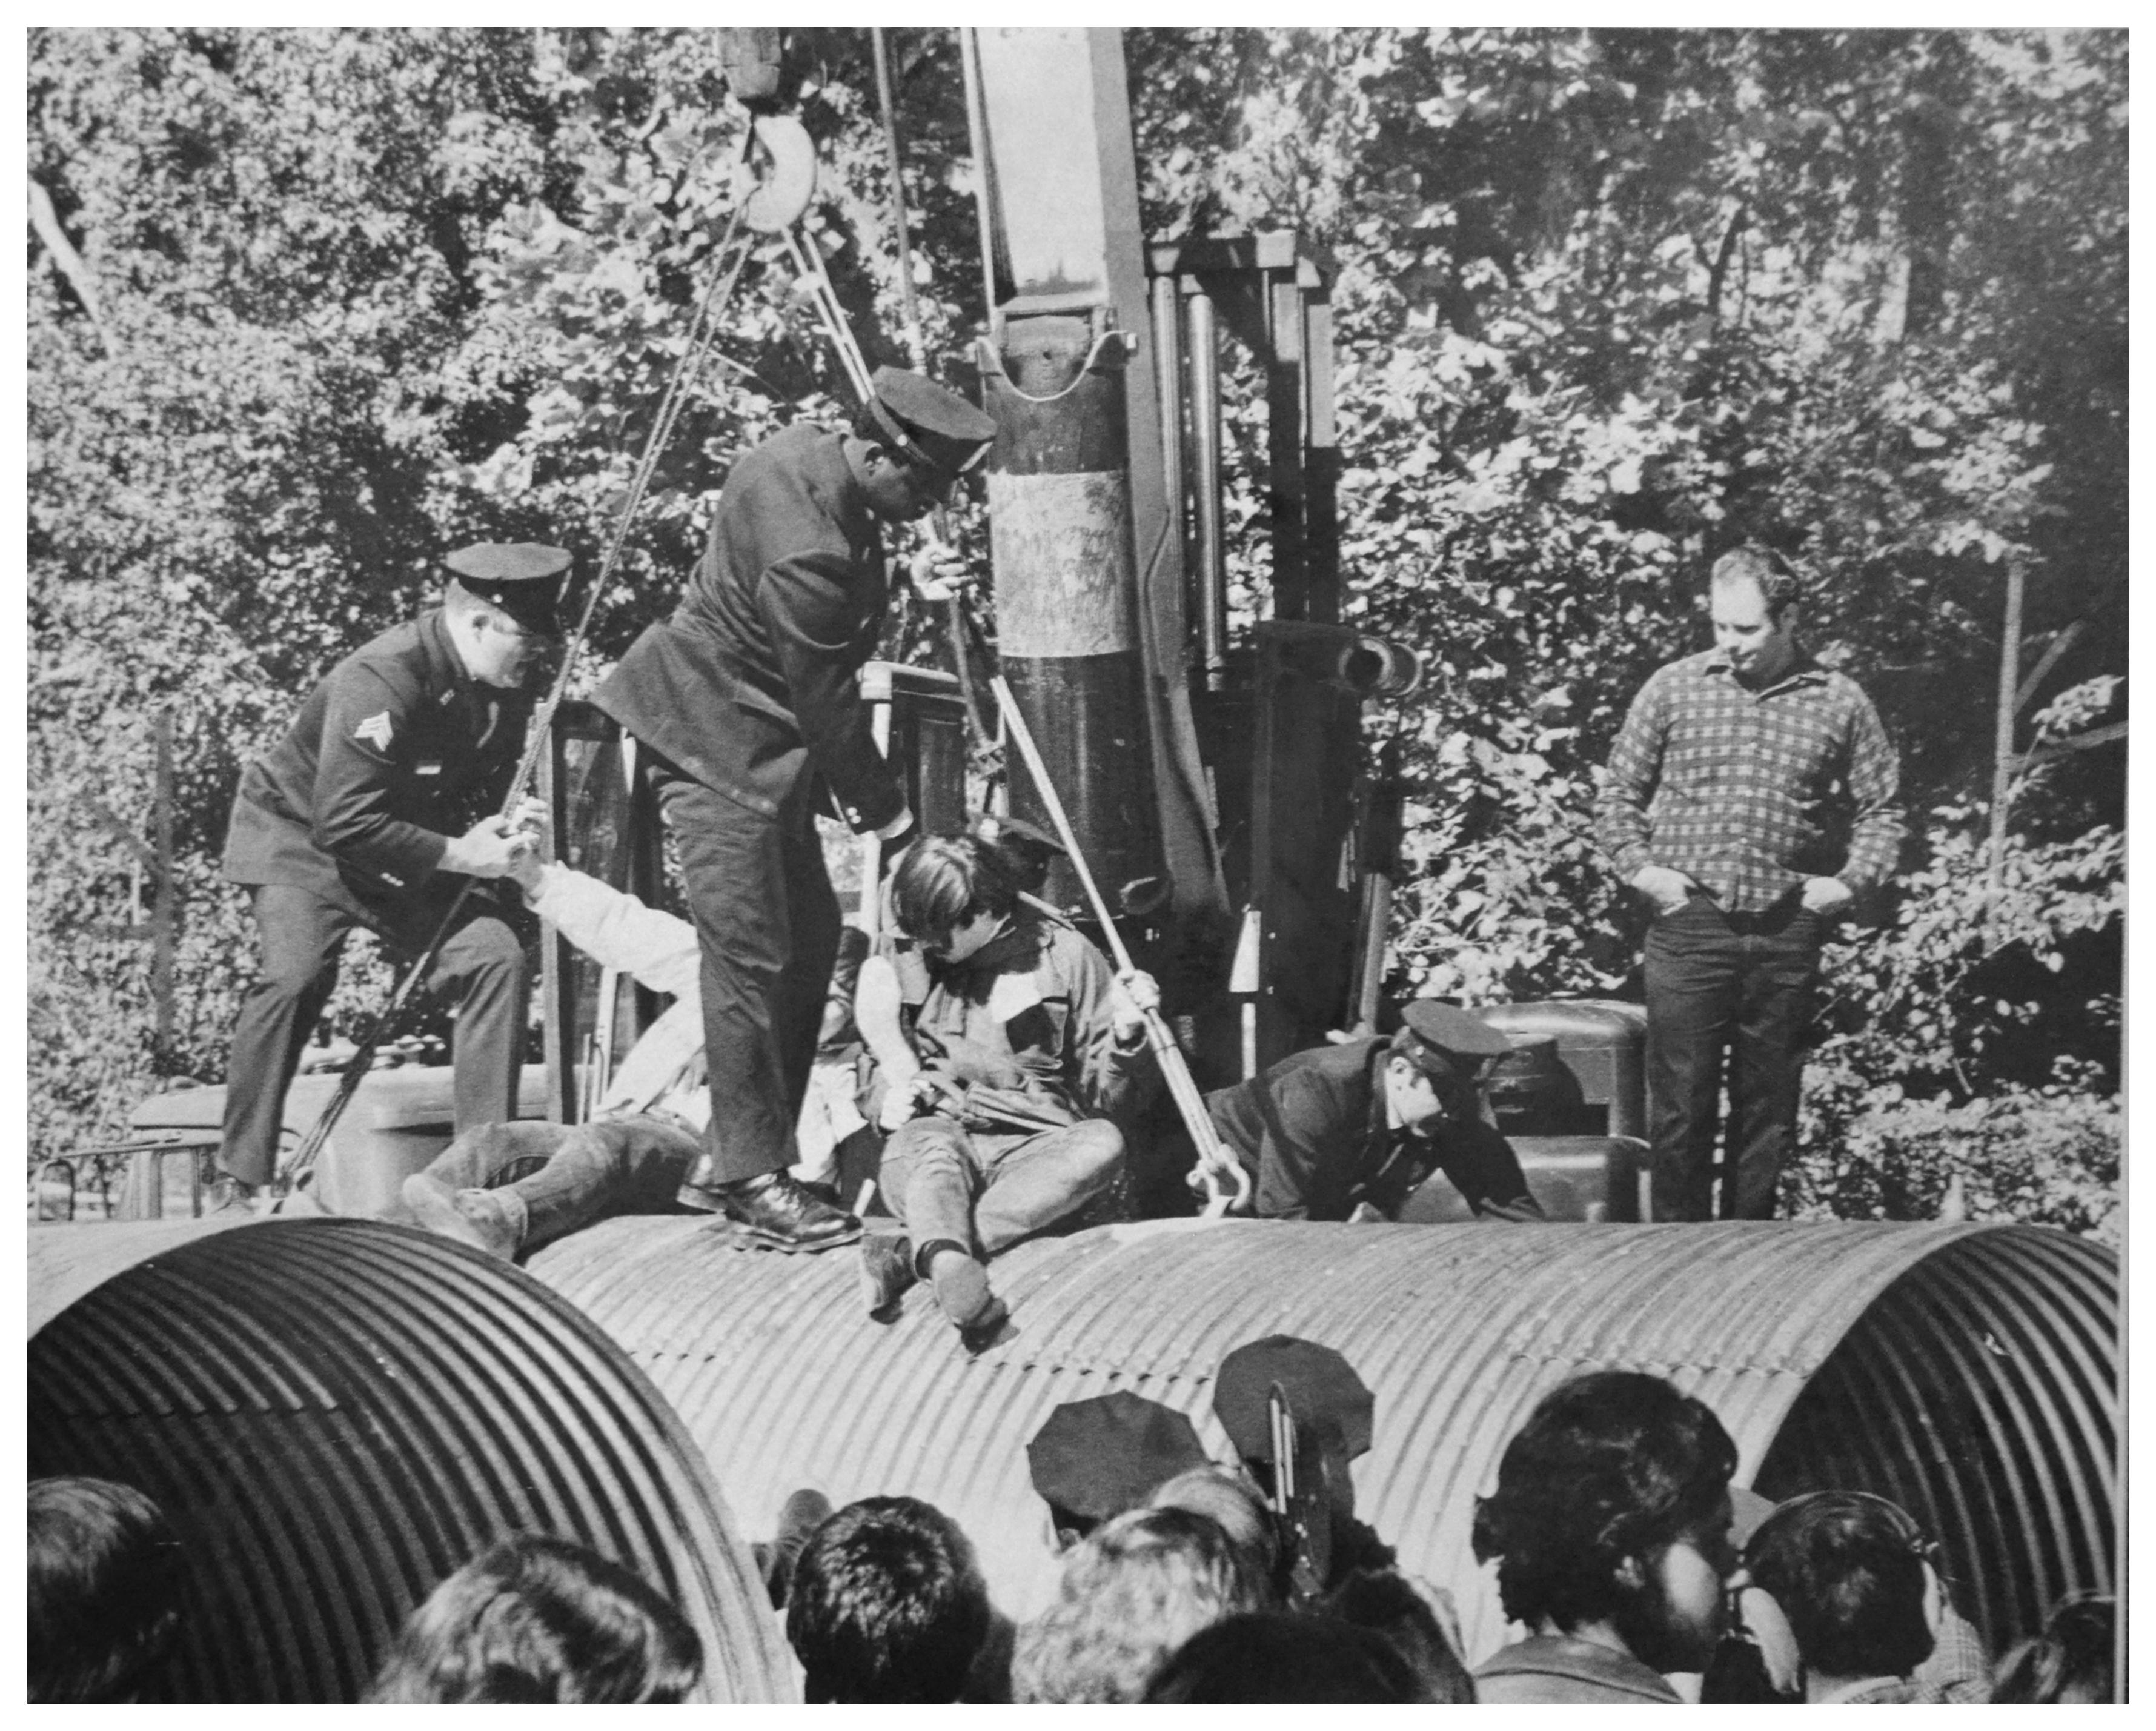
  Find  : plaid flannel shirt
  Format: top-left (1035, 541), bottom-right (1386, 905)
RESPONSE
top-left (1596, 646), bottom-right (1904, 914)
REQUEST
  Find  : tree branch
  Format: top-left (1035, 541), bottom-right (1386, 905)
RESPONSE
top-left (28, 177), bottom-right (109, 347)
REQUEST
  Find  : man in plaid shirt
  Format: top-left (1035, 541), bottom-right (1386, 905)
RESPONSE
top-left (1596, 547), bottom-right (1903, 1220)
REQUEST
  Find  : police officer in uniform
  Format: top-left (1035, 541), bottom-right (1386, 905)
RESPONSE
top-left (1204, 1002), bottom-right (1546, 1222)
top-left (594, 368), bottom-right (995, 1251)
top-left (214, 545), bottom-right (566, 1212)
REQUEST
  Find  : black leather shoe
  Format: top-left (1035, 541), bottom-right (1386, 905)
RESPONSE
top-left (858, 1232), bottom-right (917, 1317)
top-left (711, 1169), bottom-right (861, 1252)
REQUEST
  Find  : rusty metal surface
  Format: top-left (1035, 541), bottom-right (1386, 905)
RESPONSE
top-left (28, 1218), bottom-right (797, 1703)
top-left (527, 1215), bottom-right (2115, 1664)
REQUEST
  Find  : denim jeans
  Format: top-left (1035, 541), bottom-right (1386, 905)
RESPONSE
top-left (1644, 894), bottom-right (1823, 1221)
top-left (878, 1116), bottom-right (1125, 1260)
top-left (413, 1115), bottom-right (702, 1252)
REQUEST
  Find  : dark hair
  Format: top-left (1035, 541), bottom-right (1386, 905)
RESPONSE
top-left (366, 1533), bottom-right (702, 1703)
top-left (1321, 1568), bottom-right (1475, 1703)
top-left (1744, 1492), bottom-right (1934, 1682)
top-left (1145, 1612), bottom-right (1426, 1703)
top-left (1991, 1591), bottom-right (2114, 1703)
top-left (891, 834), bottom-right (1018, 943)
top-left (1710, 543), bottom-right (1802, 616)
top-left (786, 1496), bottom-right (991, 1703)
top-left (1471, 1370), bottom-right (1737, 1632)
top-left (28, 1476), bottom-right (185, 1703)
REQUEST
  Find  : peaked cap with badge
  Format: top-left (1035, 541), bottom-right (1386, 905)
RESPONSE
top-left (864, 366), bottom-right (998, 477)
top-left (445, 542), bottom-right (571, 639)
top-left (1391, 1000), bottom-right (1514, 1085)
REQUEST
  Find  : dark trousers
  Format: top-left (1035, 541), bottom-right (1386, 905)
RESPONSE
top-left (1644, 895), bottom-right (1823, 1221)
top-left (879, 1116), bottom-right (1125, 1259)
top-left (400, 1116), bottom-right (702, 1253)
top-left (647, 759), bottom-right (840, 1186)
top-left (219, 881), bottom-right (530, 1186)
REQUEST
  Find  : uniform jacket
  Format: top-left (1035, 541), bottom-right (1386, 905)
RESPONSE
top-left (1474, 1635), bottom-right (1685, 1704)
top-left (900, 915), bottom-right (1157, 1136)
top-left (592, 424), bottom-right (904, 833)
top-left (1204, 1037), bottom-right (1542, 1223)
top-left (221, 609), bottom-right (529, 919)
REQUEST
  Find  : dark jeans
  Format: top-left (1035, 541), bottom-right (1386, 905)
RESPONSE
top-left (646, 756), bottom-right (841, 1186)
top-left (220, 881), bottom-right (529, 1186)
top-left (879, 1116), bottom-right (1124, 1259)
top-left (1644, 895), bottom-right (1823, 1221)
top-left (406, 1116), bottom-right (702, 1253)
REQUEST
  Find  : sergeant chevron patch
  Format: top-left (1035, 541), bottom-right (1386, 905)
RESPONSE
top-left (354, 710), bottom-right (394, 751)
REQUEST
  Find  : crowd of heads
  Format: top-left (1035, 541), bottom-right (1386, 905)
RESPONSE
top-left (29, 1347), bottom-right (2117, 1703)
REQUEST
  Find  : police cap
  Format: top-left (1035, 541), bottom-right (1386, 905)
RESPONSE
top-left (1027, 1392), bottom-right (1210, 1523)
top-left (445, 542), bottom-right (570, 638)
top-left (866, 366), bottom-right (997, 477)
top-left (1392, 1000), bottom-right (1512, 1084)
top-left (1214, 1335), bottom-right (1374, 1463)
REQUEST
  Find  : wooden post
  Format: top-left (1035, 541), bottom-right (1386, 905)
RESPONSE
top-left (153, 710), bottom-right (176, 1058)
top-left (1986, 556), bottom-right (2027, 944)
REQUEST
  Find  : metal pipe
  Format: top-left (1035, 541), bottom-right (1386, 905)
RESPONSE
top-left (1150, 273), bottom-right (1187, 610)
top-left (1186, 288), bottom-right (1227, 688)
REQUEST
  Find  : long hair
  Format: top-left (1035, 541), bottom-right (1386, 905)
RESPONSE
top-left (28, 1476), bottom-right (185, 1703)
top-left (1470, 1370), bottom-right (1736, 1632)
top-left (366, 1533), bottom-right (702, 1703)
top-left (1744, 1493), bottom-right (1935, 1682)
top-left (891, 832), bottom-right (1018, 942)
top-left (1011, 1506), bottom-right (1269, 1703)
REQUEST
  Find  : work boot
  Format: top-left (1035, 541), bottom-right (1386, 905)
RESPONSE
top-left (920, 1240), bottom-right (1009, 1340)
top-left (205, 1172), bottom-right (260, 1218)
top-left (401, 1172), bottom-right (524, 1260)
top-left (696, 1169), bottom-right (861, 1252)
top-left (858, 1231), bottom-right (918, 1318)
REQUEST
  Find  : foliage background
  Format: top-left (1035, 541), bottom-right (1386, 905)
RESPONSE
top-left (28, 28), bottom-right (2123, 1235)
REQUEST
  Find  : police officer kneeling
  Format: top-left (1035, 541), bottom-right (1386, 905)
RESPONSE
top-left (213, 545), bottom-right (566, 1213)
top-left (1204, 1003), bottom-right (1545, 1222)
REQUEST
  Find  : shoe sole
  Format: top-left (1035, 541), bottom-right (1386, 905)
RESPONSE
top-left (726, 1220), bottom-right (864, 1254)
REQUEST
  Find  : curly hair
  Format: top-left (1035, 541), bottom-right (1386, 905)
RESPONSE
top-left (28, 1476), bottom-right (185, 1703)
top-left (1745, 1493), bottom-right (1935, 1683)
top-left (366, 1534), bottom-right (702, 1703)
top-left (786, 1496), bottom-right (990, 1703)
top-left (1710, 543), bottom-right (1802, 617)
top-left (1470, 1371), bottom-right (1737, 1632)
top-left (1012, 1506), bottom-right (1269, 1702)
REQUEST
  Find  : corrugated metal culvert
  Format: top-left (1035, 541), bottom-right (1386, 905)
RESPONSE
top-left (528, 1214), bottom-right (2116, 1663)
top-left (27, 1218), bottom-right (797, 1703)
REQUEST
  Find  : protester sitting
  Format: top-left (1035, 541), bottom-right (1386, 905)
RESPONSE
top-left (1742, 1490), bottom-right (1978, 1704)
top-left (855, 833), bottom-right (1161, 1341)
top-left (1028, 1391), bottom-right (1211, 1550)
top-left (28, 1476), bottom-right (185, 1703)
top-left (365, 1533), bottom-right (700, 1702)
top-left (1321, 1567), bottom-right (1476, 1703)
top-left (1144, 1612), bottom-right (1428, 1703)
top-left (1991, 1591), bottom-right (2115, 1703)
top-left (1470, 1370), bottom-right (1740, 1703)
top-left (784, 1496), bottom-right (991, 1703)
top-left (1010, 1506), bottom-right (1268, 1702)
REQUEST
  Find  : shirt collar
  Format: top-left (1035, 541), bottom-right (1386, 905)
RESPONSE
top-left (1478, 1635), bottom-right (1683, 1701)
top-left (1702, 643), bottom-right (1828, 694)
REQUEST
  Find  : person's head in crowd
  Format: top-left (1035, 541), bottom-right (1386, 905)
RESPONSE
top-left (890, 833), bottom-right (1020, 966)
top-left (1471, 1369), bottom-right (1739, 1675)
top-left (967, 810), bottom-right (1065, 899)
top-left (1740, 1490), bottom-right (1939, 1701)
top-left (755, 1486), bottom-right (835, 1609)
top-left (1321, 1567), bottom-right (1476, 1703)
top-left (1386, 1001), bottom-right (1513, 1135)
top-left (1991, 1590), bottom-right (2115, 1704)
top-left (785, 1495), bottom-right (991, 1703)
top-left (1214, 1335), bottom-right (1393, 1583)
top-left (1144, 1611), bottom-right (1428, 1703)
top-left (28, 1475), bottom-right (185, 1703)
top-left (1010, 1506), bottom-right (1268, 1702)
top-left (366, 1533), bottom-right (700, 1703)
top-left (1147, 1466), bottom-right (1280, 1600)
top-left (1029, 1391), bottom-right (1210, 1550)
